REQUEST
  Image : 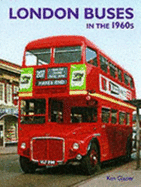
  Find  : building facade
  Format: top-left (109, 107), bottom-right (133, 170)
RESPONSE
top-left (0, 59), bottom-right (21, 147)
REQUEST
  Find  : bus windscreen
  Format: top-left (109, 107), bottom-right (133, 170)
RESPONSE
top-left (55, 46), bottom-right (81, 63)
top-left (26, 48), bottom-right (51, 66)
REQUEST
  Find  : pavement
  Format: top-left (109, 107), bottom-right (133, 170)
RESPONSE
top-left (1, 147), bottom-right (141, 187)
top-left (74, 152), bottom-right (141, 187)
top-left (74, 162), bottom-right (141, 187)
top-left (0, 146), bottom-right (17, 155)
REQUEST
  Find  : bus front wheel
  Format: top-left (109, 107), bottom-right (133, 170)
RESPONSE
top-left (82, 142), bottom-right (100, 175)
top-left (20, 156), bottom-right (36, 173)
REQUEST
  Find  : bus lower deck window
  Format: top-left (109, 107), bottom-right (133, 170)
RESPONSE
top-left (49, 99), bottom-right (63, 123)
top-left (71, 107), bottom-right (97, 123)
top-left (20, 99), bottom-right (46, 124)
top-left (119, 112), bottom-right (126, 125)
top-left (102, 108), bottom-right (110, 123)
top-left (111, 109), bottom-right (117, 124)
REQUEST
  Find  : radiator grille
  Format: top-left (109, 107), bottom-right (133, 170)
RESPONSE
top-left (31, 137), bottom-right (64, 162)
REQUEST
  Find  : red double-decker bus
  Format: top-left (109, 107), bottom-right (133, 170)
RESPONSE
top-left (18, 35), bottom-right (136, 175)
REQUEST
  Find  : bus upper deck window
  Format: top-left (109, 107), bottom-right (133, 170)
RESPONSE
top-left (109, 63), bottom-right (116, 78)
top-left (129, 77), bottom-right (134, 88)
top-left (86, 47), bottom-right (97, 66)
top-left (124, 73), bottom-right (129, 85)
top-left (25, 48), bottom-right (51, 66)
top-left (100, 55), bottom-right (108, 73)
top-left (117, 68), bottom-right (122, 82)
top-left (55, 46), bottom-right (81, 63)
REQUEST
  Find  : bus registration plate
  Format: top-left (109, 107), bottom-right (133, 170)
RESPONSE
top-left (40, 160), bottom-right (56, 165)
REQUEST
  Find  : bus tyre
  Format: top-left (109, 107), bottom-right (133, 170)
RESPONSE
top-left (20, 156), bottom-right (36, 173)
top-left (82, 143), bottom-right (100, 175)
top-left (125, 139), bottom-right (132, 162)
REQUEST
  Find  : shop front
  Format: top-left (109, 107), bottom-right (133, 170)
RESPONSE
top-left (0, 107), bottom-right (18, 147)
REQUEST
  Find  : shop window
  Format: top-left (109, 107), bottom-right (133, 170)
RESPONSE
top-left (71, 107), bottom-right (97, 123)
top-left (109, 63), bottom-right (116, 78)
top-left (102, 108), bottom-right (110, 123)
top-left (0, 83), bottom-right (4, 102)
top-left (119, 112), bottom-right (126, 125)
top-left (7, 84), bottom-right (12, 104)
top-left (13, 86), bottom-right (19, 94)
top-left (111, 109), bottom-right (117, 124)
top-left (86, 47), bottom-right (97, 66)
top-left (100, 55), bottom-right (108, 73)
top-left (5, 122), bottom-right (18, 143)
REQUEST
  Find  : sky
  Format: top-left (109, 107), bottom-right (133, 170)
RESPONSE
top-left (0, 0), bottom-right (141, 98)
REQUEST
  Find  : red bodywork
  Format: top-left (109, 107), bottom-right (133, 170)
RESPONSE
top-left (18, 35), bottom-right (136, 167)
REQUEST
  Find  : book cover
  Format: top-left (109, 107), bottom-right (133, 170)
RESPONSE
top-left (0, 0), bottom-right (140, 186)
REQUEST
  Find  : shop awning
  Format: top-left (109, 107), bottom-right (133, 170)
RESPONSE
top-left (0, 113), bottom-right (18, 120)
top-left (124, 99), bottom-right (141, 108)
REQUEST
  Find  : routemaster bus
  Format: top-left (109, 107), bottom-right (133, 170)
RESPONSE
top-left (18, 35), bottom-right (136, 175)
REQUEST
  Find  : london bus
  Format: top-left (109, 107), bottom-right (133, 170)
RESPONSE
top-left (18, 35), bottom-right (136, 175)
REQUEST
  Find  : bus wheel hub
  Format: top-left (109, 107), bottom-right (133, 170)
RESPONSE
top-left (90, 150), bottom-right (97, 166)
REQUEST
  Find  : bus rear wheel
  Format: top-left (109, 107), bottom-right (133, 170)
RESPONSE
top-left (20, 156), bottom-right (36, 173)
top-left (82, 142), bottom-right (100, 175)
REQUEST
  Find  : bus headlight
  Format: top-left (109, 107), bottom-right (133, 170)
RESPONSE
top-left (21, 142), bottom-right (26, 149)
top-left (73, 143), bottom-right (79, 150)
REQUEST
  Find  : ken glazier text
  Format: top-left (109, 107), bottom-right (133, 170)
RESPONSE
top-left (107, 175), bottom-right (134, 182)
